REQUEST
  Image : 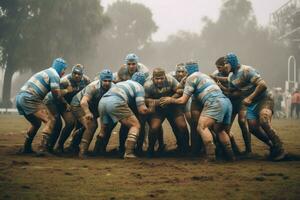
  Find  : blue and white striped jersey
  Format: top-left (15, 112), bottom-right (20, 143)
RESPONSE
top-left (184, 72), bottom-right (224, 104)
top-left (20, 68), bottom-right (60, 100)
top-left (228, 65), bottom-right (267, 101)
top-left (45, 73), bottom-right (91, 104)
top-left (104, 80), bottom-right (145, 107)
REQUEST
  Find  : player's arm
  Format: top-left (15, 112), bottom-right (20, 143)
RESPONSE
top-left (243, 69), bottom-right (267, 105)
top-left (80, 95), bottom-right (92, 114)
top-left (50, 77), bottom-right (69, 108)
top-left (247, 80), bottom-right (267, 101)
top-left (160, 93), bottom-right (190, 107)
top-left (145, 98), bottom-right (160, 107)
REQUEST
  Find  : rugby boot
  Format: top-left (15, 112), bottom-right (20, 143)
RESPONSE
top-left (229, 135), bottom-right (242, 156)
top-left (124, 140), bottom-right (136, 159)
top-left (93, 136), bottom-right (106, 155)
top-left (268, 131), bottom-right (286, 161)
top-left (205, 141), bottom-right (216, 162)
top-left (36, 134), bottom-right (52, 156)
top-left (78, 141), bottom-right (89, 159)
top-left (20, 135), bottom-right (35, 154)
top-left (64, 130), bottom-right (82, 154)
top-left (223, 142), bottom-right (236, 161)
top-left (64, 143), bottom-right (80, 155)
top-left (147, 132), bottom-right (156, 158)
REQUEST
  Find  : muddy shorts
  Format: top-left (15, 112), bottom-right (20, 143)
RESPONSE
top-left (45, 102), bottom-right (60, 116)
top-left (149, 104), bottom-right (184, 120)
top-left (230, 98), bottom-right (247, 115)
top-left (98, 95), bottom-right (134, 125)
top-left (247, 94), bottom-right (274, 120)
top-left (202, 96), bottom-right (232, 125)
top-left (16, 92), bottom-right (45, 115)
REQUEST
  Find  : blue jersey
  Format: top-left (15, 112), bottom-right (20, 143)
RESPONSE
top-left (104, 80), bottom-right (145, 108)
top-left (20, 68), bottom-right (60, 100)
top-left (228, 65), bottom-right (267, 101)
top-left (184, 72), bottom-right (224, 104)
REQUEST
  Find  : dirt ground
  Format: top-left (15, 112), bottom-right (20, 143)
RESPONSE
top-left (0, 114), bottom-right (299, 200)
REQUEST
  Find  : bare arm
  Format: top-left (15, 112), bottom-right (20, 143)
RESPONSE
top-left (80, 95), bottom-right (92, 115)
top-left (138, 103), bottom-right (154, 115)
top-left (159, 93), bottom-right (190, 107)
top-left (51, 89), bottom-right (69, 106)
top-left (244, 80), bottom-right (267, 105)
top-left (145, 98), bottom-right (160, 107)
top-left (215, 76), bottom-right (228, 84)
top-left (173, 94), bottom-right (190, 105)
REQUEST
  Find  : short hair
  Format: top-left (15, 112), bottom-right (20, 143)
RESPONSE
top-left (215, 56), bottom-right (225, 66)
top-left (152, 67), bottom-right (166, 78)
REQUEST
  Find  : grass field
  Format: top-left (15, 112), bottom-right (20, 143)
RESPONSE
top-left (0, 114), bottom-right (299, 200)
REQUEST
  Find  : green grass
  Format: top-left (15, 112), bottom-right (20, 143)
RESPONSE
top-left (0, 114), bottom-right (299, 200)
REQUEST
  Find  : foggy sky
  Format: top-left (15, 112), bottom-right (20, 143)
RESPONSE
top-left (102, 0), bottom-right (289, 41)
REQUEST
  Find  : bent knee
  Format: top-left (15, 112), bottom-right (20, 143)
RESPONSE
top-left (259, 109), bottom-right (272, 125)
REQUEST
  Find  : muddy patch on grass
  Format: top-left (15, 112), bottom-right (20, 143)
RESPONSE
top-left (11, 160), bottom-right (30, 166)
top-left (191, 175), bottom-right (214, 181)
top-left (147, 189), bottom-right (168, 198)
top-left (0, 117), bottom-right (300, 200)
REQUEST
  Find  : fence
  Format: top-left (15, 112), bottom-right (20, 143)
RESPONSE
top-left (0, 108), bottom-right (18, 114)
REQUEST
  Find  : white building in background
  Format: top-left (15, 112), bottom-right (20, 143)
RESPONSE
top-left (271, 0), bottom-right (300, 117)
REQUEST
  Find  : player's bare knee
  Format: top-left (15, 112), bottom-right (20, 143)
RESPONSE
top-left (259, 110), bottom-right (271, 125)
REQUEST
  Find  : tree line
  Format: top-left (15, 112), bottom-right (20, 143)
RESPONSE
top-left (0, 0), bottom-right (296, 107)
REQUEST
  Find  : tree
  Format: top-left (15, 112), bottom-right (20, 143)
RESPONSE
top-left (140, 31), bottom-right (201, 71)
top-left (198, 0), bottom-right (290, 86)
top-left (138, 0), bottom-right (290, 87)
top-left (96, 1), bottom-right (157, 70)
top-left (0, 0), bottom-right (108, 107)
top-left (0, 0), bottom-right (32, 107)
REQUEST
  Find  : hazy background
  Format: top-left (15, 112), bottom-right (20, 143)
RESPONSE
top-left (0, 0), bottom-right (299, 107)
top-left (102, 0), bottom-right (288, 41)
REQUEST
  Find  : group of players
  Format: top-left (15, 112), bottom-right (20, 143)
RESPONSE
top-left (15, 52), bottom-right (286, 161)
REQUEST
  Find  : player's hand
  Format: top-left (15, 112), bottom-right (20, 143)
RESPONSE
top-left (66, 85), bottom-right (74, 93)
top-left (159, 97), bottom-right (175, 108)
top-left (243, 97), bottom-right (253, 106)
